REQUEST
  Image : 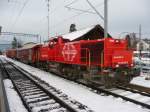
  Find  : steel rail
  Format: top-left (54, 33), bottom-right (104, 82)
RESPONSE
top-left (116, 85), bottom-right (150, 97)
top-left (0, 59), bottom-right (81, 112)
top-left (6, 59), bottom-right (150, 110)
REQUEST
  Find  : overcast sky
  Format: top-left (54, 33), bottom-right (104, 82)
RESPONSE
top-left (0, 0), bottom-right (150, 43)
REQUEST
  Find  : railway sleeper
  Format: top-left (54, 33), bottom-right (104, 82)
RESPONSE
top-left (22, 90), bottom-right (44, 96)
top-left (29, 99), bottom-right (56, 108)
top-left (27, 97), bottom-right (50, 104)
top-left (24, 93), bottom-right (47, 99)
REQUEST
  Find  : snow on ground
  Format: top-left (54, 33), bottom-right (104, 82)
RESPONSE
top-left (132, 57), bottom-right (150, 88)
top-left (131, 74), bottom-right (150, 88)
top-left (4, 79), bottom-right (28, 112)
top-left (4, 56), bottom-right (150, 112)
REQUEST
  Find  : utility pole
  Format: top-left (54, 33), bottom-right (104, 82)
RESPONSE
top-left (139, 24), bottom-right (141, 41)
top-left (47, 0), bottom-right (50, 40)
top-left (139, 24), bottom-right (142, 74)
top-left (139, 24), bottom-right (142, 53)
top-left (104, 0), bottom-right (108, 38)
top-left (0, 26), bottom-right (2, 35)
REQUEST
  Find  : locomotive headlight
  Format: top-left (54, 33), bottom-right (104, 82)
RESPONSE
top-left (115, 64), bottom-right (119, 68)
top-left (116, 40), bottom-right (119, 43)
top-left (115, 40), bottom-right (120, 43)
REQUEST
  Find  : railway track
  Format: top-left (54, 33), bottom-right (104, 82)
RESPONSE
top-left (124, 84), bottom-right (150, 94)
top-left (0, 59), bottom-right (93, 112)
top-left (41, 66), bottom-right (150, 109)
top-left (3, 58), bottom-right (150, 110)
top-left (107, 86), bottom-right (150, 109)
top-left (45, 69), bottom-right (150, 110)
top-left (77, 81), bottom-right (150, 109)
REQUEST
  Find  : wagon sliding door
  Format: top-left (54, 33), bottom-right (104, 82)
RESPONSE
top-left (34, 47), bottom-right (40, 63)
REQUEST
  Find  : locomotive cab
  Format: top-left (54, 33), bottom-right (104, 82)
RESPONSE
top-left (79, 38), bottom-right (137, 87)
top-left (102, 38), bottom-right (135, 86)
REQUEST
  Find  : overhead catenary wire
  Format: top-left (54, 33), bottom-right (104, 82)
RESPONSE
top-left (6, 0), bottom-right (108, 40)
top-left (48, 0), bottom-right (72, 14)
top-left (64, 0), bottom-right (79, 7)
top-left (51, 1), bottom-right (105, 30)
top-left (65, 6), bottom-right (96, 14)
top-left (9, 0), bottom-right (29, 31)
top-left (65, 0), bottom-right (104, 14)
top-left (7, 0), bottom-right (22, 31)
top-left (86, 0), bottom-right (108, 37)
top-left (86, 0), bottom-right (104, 20)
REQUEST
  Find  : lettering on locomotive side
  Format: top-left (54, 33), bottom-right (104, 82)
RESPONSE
top-left (113, 56), bottom-right (124, 59)
top-left (62, 44), bottom-right (77, 61)
top-left (118, 61), bottom-right (128, 64)
top-left (41, 54), bottom-right (48, 58)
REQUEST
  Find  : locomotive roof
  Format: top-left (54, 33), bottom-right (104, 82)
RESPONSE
top-left (61, 24), bottom-right (111, 41)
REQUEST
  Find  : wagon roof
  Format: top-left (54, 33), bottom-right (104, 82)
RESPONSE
top-left (18, 43), bottom-right (41, 50)
top-left (61, 24), bottom-right (112, 41)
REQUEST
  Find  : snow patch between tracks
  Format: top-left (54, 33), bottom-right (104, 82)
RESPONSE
top-left (4, 79), bottom-right (28, 112)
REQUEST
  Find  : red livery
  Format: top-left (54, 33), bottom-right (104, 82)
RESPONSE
top-left (6, 25), bottom-right (139, 87)
top-left (6, 49), bottom-right (16, 59)
top-left (47, 37), bottom-right (133, 68)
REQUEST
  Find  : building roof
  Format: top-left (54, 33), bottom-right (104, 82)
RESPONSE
top-left (62, 25), bottom-right (95, 41)
top-left (53, 24), bottom-right (112, 41)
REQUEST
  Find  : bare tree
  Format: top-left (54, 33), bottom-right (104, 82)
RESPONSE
top-left (125, 35), bottom-right (131, 48)
top-left (0, 50), bottom-right (2, 55)
top-left (12, 37), bottom-right (22, 48)
top-left (125, 33), bottom-right (138, 49)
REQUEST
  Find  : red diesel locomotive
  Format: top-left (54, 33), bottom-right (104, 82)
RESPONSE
top-left (6, 25), bottom-right (139, 87)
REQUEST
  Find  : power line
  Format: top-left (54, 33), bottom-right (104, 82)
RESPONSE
top-left (64, 0), bottom-right (104, 15)
top-left (51, 12), bottom-right (83, 29)
top-left (46, 0), bottom-right (79, 17)
top-left (50, 0), bottom-right (67, 14)
top-left (65, 6), bottom-right (96, 14)
top-left (9, 0), bottom-right (29, 31)
top-left (65, 0), bottom-right (79, 7)
top-left (86, 0), bottom-right (108, 37)
top-left (7, 0), bottom-right (21, 31)
top-left (50, 1), bottom-right (105, 29)
top-left (86, 0), bottom-right (104, 20)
